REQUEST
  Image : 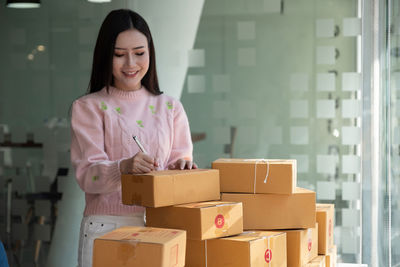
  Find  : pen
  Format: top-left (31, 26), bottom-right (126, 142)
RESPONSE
top-left (132, 135), bottom-right (148, 154)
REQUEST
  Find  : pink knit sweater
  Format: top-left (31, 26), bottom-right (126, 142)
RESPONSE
top-left (70, 86), bottom-right (193, 216)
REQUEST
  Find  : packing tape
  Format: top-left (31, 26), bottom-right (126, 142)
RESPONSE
top-left (125, 240), bottom-right (139, 262)
top-left (244, 159), bottom-right (270, 193)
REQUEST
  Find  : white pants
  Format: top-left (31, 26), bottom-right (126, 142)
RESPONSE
top-left (77, 213), bottom-right (145, 267)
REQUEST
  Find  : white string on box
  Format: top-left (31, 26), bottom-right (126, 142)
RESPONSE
top-left (258, 233), bottom-right (273, 267)
top-left (205, 239), bottom-right (207, 267)
top-left (244, 159), bottom-right (270, 194)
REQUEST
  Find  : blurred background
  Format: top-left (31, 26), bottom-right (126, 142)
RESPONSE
top-left (0, 0), bottom-right (398, 266)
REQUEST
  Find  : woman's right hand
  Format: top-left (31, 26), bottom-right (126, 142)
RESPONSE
top-left (119, 152), bottom-right (159, 174)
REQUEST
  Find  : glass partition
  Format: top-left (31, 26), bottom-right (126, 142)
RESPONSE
top-left (181, 0), bottom-right (362, 263)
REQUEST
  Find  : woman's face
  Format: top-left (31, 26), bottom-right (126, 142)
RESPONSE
top-left (112, 28), bottom-right (150, 91)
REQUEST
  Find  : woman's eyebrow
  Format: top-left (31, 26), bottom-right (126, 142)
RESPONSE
top-left (114, 46), bottom-right (145, 50)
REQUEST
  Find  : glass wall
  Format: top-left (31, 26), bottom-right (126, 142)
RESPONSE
top-left (0, 0), bottom-right (399, 266)
top-left (181, 0), bottom-right (362, 263)
top-left (388, 0), bottom-right (400, 266)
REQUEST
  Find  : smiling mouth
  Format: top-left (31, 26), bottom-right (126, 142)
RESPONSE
top-left (123, 70), bottom-right (139, 77)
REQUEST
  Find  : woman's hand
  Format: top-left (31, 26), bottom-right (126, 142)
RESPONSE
top-left (120, 152), bottom-right (159, 174)
top-left (168, 158), bottom-right (198, 170)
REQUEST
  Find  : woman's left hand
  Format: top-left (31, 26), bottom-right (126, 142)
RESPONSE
top-left (168, 159), bottom-right (198, 170)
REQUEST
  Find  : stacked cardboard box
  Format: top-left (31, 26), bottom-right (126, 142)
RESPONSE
top-left (92, 226), bottom-right (186, 267)
top-left (213, 158), bottom-right (324, 267)
top-left (325, 245), bottom-right (337, 267)
top-left (139, 168), bottom-right (287, 266)
top-left (146, 200), bottom-right (247, 266)
top-left (146, 201), bottom-right (243, 240)
top-left (185, 231), bottom-right (287, 267)
top-left (121, 169), bottom-right (220, 207)
top-left (93, 169), bottom-right (222, 266)
top-left (316, 204), bottom-right (337, 267)
top-left (278, 226), bottom-right (318, 266)
top-left (122, 168), bottom-right (266, 266)
top-left (98, 160), bottom-right (337, 266)
top-left (306, 256), bottom-right (326, 267)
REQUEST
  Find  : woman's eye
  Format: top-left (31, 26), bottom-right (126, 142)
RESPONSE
top-left (136, 52), bottom-right (145, 56)
top-left (114, 54), bottom-right (124, 57)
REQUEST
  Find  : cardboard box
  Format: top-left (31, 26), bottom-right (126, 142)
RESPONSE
top-left (212, 158), bottom-right (296, 194)
top-left (121, 169), bottom-right (220, 207)
top-left (306, 256), bottom-right (326, 267)
top-left (186, 238), bottom-right (207, 267)
top-left (146, 201), bottom-right (243, 240)
top-left (325, 245), bottom-right (337, 267)
top-left (316, 203), bottom-right (335, 254)
top-left (277, 225), bottom-right (318, 267)
top-left (221, 187), bottom-right (316, 230)
top-left (93, 226), bottom-right (186, 267)
top-left (186, 231), bottom-right (287, 267)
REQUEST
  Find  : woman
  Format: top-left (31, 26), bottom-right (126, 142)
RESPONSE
top-left (70, 9), bottom-right (196, 267)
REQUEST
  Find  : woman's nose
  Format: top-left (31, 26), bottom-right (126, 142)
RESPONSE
top-left (126, 53), bottom-right (136, 66)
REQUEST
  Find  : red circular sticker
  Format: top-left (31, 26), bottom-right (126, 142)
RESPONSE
top-left (329, 219), bottom-right (332, 237)
top-left (215, 214), bottom-right (225, 228)
top-left (264, 249), bottom-right (272, 263)
top-left (308, 239), bottom-right (312, 251)
top-left (132, 233), bottom-right (139, 237)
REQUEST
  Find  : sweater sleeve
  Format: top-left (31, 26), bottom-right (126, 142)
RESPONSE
top-left (166, 100), bottom-right (193, 167)
top-left (70, 99), bottom-right (121, 194)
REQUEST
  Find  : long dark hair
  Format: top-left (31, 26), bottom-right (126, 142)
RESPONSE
top-left (88, 9), bottom-right (162, 95)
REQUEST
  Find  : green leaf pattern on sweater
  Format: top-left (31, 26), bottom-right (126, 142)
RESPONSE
top-left (166, 101), bottom-right (173, 110)
top-left (100, 102), bottom-right (107, 110)
top-left (137, 120), bottom-right (144, 128)
top-left (100, 101), bottom-right (174, 129)
top-left (149, 105), bottom-right (156, 114)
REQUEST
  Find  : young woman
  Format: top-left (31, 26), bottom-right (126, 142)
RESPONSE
top-left (70, 9), bottom-right (196, 266)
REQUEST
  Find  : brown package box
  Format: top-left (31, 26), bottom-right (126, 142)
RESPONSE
top-left (121, 169), bottom-right (220, 207)
top-left (221, 187), bottom-right (316, 230)
top-left (186, 231), bottom-right (287, 267)
top-left (325, 245), bottom-right (337, 267)
top-left (93, 226), bottom-right (186, 267)
top-left (146, 201), bottom-right (243, 240)
top-left (306, 256), bottom-right (326, 267)
top-left (278, 224), bottom-right (318, 267)
top-left (212, 158), bottom-right (296, 194)
top-left (316, 203), bottom-right (335, 254)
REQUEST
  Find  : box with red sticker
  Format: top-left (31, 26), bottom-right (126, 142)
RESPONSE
top-left (274, 224), bottom-right (318, 267)
top-left (92, 226), bottom-right (186, 267)
top-left (146, 201), bottom-right (243, 240)
top-left (316, 203), bottom-right (335, 254)
top-left (186, 231), bottom-right (287, 267)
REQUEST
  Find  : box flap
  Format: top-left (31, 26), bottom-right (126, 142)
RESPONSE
top-left (222, 231), bottom-right (285, 242)
top-left (213, 158), bottom-right (296, 165)
top-left (316, 203), bottom-right (334, 211)
top-left (174, 201), bottom-right (239, 209)
top-left (97, 226), bottom-right (185, 244)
